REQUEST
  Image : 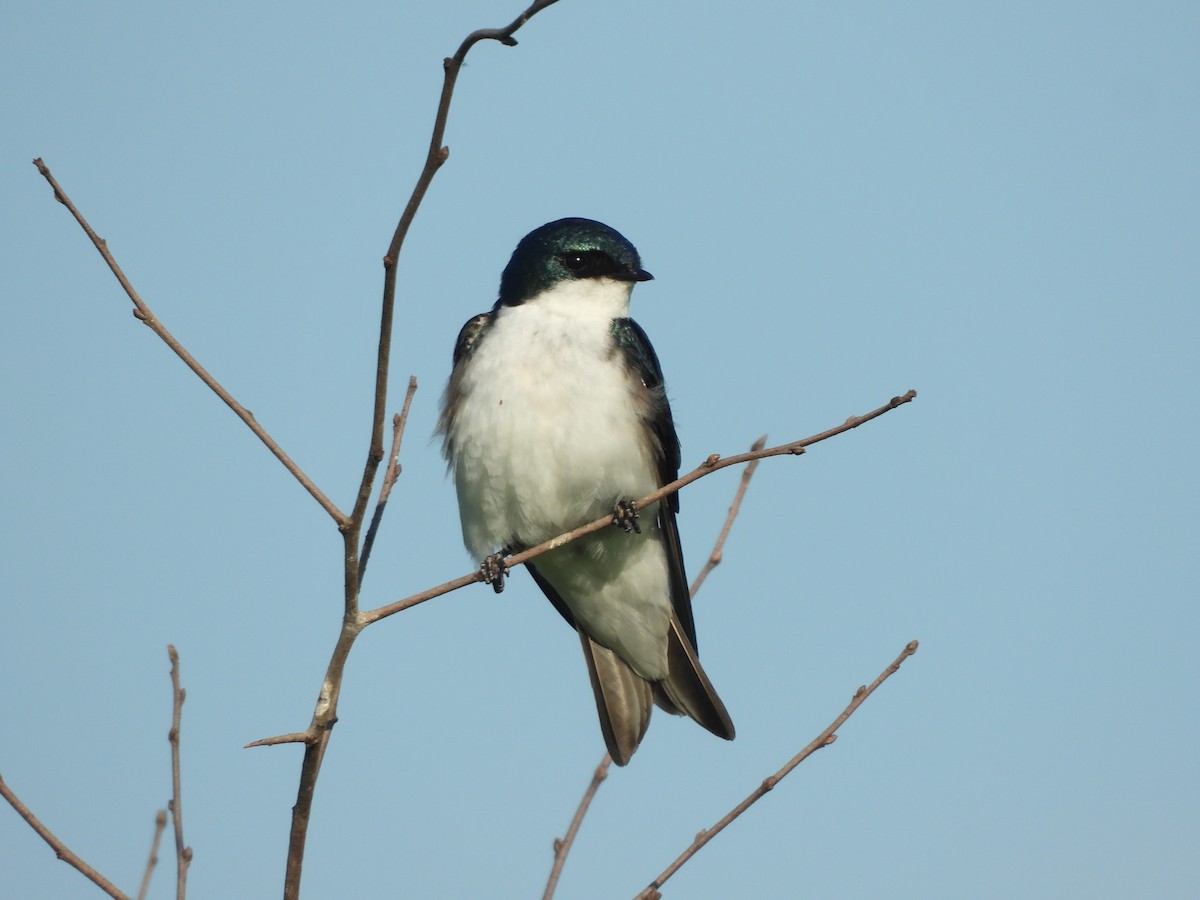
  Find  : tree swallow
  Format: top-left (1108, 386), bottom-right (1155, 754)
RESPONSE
top-left (438, 218), bottom-right (734, 765)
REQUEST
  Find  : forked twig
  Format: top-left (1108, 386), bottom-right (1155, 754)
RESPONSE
top-left (0, 775), bottom-right (129, 899)
top-left (633, 640), bottom-right (921, 899)
top-left (281, 5), bottom-right (563, 898)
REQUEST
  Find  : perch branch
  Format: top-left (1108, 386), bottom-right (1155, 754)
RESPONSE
top-left (30, 158), bottom-right (347, 528)
top-left (633, 640), bottom-right (921, 899)
top-left (361, 390), bottom-right (916, 626)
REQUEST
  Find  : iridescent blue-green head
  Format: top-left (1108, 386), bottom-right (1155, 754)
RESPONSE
top-left (496, 217), bottom-right (653, 308)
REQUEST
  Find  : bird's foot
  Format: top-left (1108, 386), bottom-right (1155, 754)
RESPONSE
top-left (612, 499), bottom-right (641, 534)
top-left (480, 550), bottom-right (510, 594)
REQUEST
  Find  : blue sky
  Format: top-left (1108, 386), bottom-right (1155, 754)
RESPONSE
top-left (3, 2), bottom-right (1197, 898)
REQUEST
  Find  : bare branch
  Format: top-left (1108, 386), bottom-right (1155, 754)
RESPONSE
top-left (346, 0), bottom-right (565, 535)
top-left (361, 390), bottom-right (917, 626)
top-left (243, 732), bottom-right (312, 750)
top-left (30, 159), bottom-right (348, 529)
top-left (689, 435), bottom-right (766, 597)
top-left (281, 8), bottom-right (563, 898)
top-left (0, 774), bottom-right (129, 900)
top-left (166, 646), bottom-right (191, 899)
top-left (541, 756), bottom-right (613, 900)
top-left (360, 376), bottom-right (419, 582)
top-left (633, 640), bottom-right (921, 899)
top-left (135, 810), bottom-right (167, 900)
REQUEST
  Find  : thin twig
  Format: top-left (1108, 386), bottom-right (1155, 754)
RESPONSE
top-left (0, 774), bottom-right (129, 900)
top-left (361, 390), bottom-right (917, 626)
top-left (166, 646), bottom-right (191, 900)
top-left (135, 810), bottom-right (168, 900)
top-left (281, 6), bottom-right (562, 899)
top-left (30, 159), bottom-right (347, 528)
top-left (689, 435), bottom-right (766, 597)
top-left (243, 732), bottom-right (312, 749)
top-left (633, 640), bottom-right (921, 899)
top-left (346, 0), bottom-right (565, 536)
top-left (360, 376), bottom-right (419, 582)
top-left (541, 756), bottom-right (613, 900)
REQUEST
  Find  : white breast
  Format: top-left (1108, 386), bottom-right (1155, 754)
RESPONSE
top-left (446, 278), bottom-right (673, 677)
top-left (449, 277), bottom-right (661, 556)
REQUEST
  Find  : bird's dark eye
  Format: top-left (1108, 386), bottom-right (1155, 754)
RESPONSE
top-left (559, 249), bottom-right (616, 278)
top-left (562, 252), bottom-right (589, 272)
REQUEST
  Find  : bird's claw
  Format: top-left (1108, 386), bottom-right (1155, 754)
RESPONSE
top-left (612, 499), bottom-right (641, 534)
top-left (481, 551), bottom-right (509, 594)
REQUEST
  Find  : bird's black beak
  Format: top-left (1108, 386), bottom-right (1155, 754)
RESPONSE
top-left (612, 267), bottom-right (653, 283)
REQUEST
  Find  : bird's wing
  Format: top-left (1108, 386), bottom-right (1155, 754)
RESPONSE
top-left (436, 312), bottom-right (492, 450)
top-left (611, 317), bottom-right (698, 649)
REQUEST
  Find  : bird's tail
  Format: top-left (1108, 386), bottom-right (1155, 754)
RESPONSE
top-left (580, 614), bottom-right (735, 766)
top-left (653, 613), bottom-right (736, 742)
top-left (578, 632), bottom-right (652, 766)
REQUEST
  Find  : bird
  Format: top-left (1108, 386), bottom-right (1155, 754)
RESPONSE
top-left (437, 217), bottom-right (734, 765)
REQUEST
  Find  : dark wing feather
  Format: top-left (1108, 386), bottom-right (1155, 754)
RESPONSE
top-left (611, 318), bottom-right (698, 649)
top-left (527, 561), bottom-right (577, 631)
top-left (436, 312), bottom-right (492, 451)
top-left (452, 312), bottom-right (492, 365)
top-left (611, 319), bottom-right (681, 509)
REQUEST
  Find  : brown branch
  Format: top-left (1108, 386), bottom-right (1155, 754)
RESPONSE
top-left (243, 732), bottom-right (311, 749)
top-left (633, 640), bottom-right (921, 899)
top-left (359, 376), bottom-right (419, 582)
top-left (0, 774), bottom-right (129, 899)
top-left (166, 646), bottom-right (191, 900)
top-left (135, 810), bottom-right (168, 900)
top-left (361, 390), bottom-right (917, 626)
top-left (541, 755), bottom-right (613, 900)
top-left (346, 0), bottom-right (565, 536)
top-left (689, 434), bottom-right (766, 598)
top-left (280, 7), bottom-right (563, 899)
top-left (30, 159), bottom-right (348, 528)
